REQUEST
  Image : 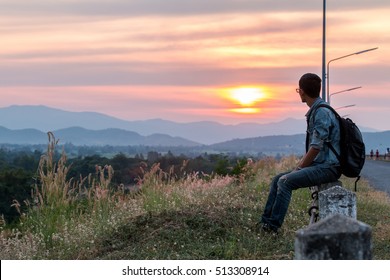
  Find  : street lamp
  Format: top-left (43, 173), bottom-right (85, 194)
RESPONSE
top-left (335, 104), bottom-right (356, 118)
top-left (328, 86), bottom-right (362, 105)
top-left (326, 47), bottom-right (378, 103)
top-left (334, 104), bottom-right (356, 110)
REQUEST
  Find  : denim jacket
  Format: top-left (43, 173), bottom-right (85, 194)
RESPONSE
top-left (305, 98), bottom-right (340, 167)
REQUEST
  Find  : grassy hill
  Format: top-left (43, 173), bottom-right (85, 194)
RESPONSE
top-left (1, 135), bottom-right (389, 259)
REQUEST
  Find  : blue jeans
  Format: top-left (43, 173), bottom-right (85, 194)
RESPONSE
top-left (261, 165), bottom-right (340, 230)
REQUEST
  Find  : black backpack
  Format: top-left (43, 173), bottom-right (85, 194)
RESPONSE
top-left (307, 103), bottom-right (366, 191)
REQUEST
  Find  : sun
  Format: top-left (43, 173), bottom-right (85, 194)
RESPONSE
top-left (219, 86), bottom-right (268, 115)
top-left (230, 87), bottom-right (265, 106)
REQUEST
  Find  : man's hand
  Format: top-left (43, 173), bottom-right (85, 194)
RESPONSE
top-left (297, 147), bottom-right (320, 169)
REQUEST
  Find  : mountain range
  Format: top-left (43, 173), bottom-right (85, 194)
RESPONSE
top-left (211, 131), bottom-right (390, 156)
top-left (0, 105), bottom-right (380, 145)
top-left (0, 126), bottom-right (199, 147)
top-left (0, 105), bottom-right (388, 155)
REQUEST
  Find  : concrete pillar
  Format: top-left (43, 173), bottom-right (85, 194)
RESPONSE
top-left (319, 185), bottom-right (356, 220)
top-left (308, 181), bottom-right (343, 225)
top-left (295, 214), bottom-right (372, 260)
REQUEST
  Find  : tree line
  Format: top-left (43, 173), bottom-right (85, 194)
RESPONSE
top-left (0, 147), bottom-right (251, 225)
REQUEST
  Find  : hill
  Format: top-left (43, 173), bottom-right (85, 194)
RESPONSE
top-left (0, 126), bottom-right (200, 147)
top-left (208, 130), bottom-right (390, 156)
top-left (0, 105), bottom-right (382, 145)
top-left (0, 125), bottom-right (388, 156)
top-left (0, 105), bottom-right (309, 144)
top-left (210, 134), bottom-right (305, 155)
top-left (0, 105), bottom-right (387, 152)
top-left (0, 126), bottom-right (47, 145)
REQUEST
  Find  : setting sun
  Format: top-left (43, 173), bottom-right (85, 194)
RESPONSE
top-left (219, 86), bottom-right (267, 115)
top-left (230, 87), bottom-right (265, 106)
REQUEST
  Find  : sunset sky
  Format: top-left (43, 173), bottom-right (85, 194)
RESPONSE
top-left (1, 0), bottom-right (389, 131)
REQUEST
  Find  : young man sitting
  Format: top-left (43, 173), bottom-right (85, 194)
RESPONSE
top-left (259, 73), bottom-right (341, 234)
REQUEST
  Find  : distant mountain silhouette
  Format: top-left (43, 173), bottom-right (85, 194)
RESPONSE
top-left (0, 126), bottom-right (47, 145)
top-left (0, 125), bottom-right (387, 156)
top-left (0, 105), bottom-right (381, 145)
top-left (0, 105), bottom-right (305, 144)
top-left (0, 126), bottom-right (200, 147)
top-left (209, 131), bottom-right (390, 156)
top-left (210, 134), bottom-right (305, 155)
top-left (0, 105), bottom-right (131, 131)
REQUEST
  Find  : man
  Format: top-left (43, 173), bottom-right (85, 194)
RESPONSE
top-left (259, 73), bottom-right (341, 234)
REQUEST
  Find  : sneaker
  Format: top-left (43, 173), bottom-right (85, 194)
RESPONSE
top-left (261, 223), bottom-right (278, 235)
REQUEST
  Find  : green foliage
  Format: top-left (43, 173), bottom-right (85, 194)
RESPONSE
top-left (0, 142), bottom-right (251, 226)
top-left (0, 169), bottom-right (33, 224)
top-left (0, 148), bottom-right (41, 224)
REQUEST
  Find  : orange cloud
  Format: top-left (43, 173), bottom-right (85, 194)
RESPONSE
top-left (0, 3), bottom-right (389, 130)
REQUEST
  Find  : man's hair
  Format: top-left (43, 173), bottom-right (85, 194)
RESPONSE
top-left (299, 73), bottom-right (321, 98)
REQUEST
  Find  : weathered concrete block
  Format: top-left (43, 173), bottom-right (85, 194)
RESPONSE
top-left (319, 185), bottom-right (356, 220)
top-left (308, 181), bottom-right (343, 225)
top-left (295, 214), bottom-right (372, 260)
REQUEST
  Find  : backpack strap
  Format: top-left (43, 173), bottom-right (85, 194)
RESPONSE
top-left (306, 103), bottom-right (341, 160)
top-left (307, 103), bottom-right (362, 191)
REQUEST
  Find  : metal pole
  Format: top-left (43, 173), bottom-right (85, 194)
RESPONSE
top-left (322, 0), bottom-right (327, 101)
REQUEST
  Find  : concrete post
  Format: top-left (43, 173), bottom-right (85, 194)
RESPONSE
top-left (295, 214), bottom-right (372, 260)
top-left (308, 181), bottom-right (343, 225)
top-left (319, 185), bottom-right (356, 220)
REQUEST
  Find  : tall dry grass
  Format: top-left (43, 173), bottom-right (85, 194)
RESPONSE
top-left (0, 133), bottom-right (145, 259)
top-left (1, 135), bottom-right (389, 260)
